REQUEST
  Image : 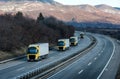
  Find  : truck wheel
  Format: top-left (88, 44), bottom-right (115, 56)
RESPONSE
top-left (45, 54), bottom-right (48, 58)
top-left (41, 56), bottom-right (44, 59)
top-left (38, 57), bottom-right (40, 61)
top-left (41, 55), bottom-right (46, 59)
top-left (76, 43), bottom-right (78, 46)
top-left (67, 47), bottom-right (70, 50)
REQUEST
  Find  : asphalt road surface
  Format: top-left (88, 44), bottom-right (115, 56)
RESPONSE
top-left (0, 32), bottom-right (92, 79)
top-left (47, 34), bottom-right (120, 79)
top-left (0, 33), bottom-right (119, 79)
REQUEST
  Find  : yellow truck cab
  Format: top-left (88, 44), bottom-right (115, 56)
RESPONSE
top-left (70, 36), bottom-right (78, 46)
top-left (57, 39), bottom-right (70, 51)
top-left (27, 43), bottom-right (49, 61)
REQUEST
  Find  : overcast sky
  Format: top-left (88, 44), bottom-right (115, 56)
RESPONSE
top-left (54, 0), bottom-right (120, 7)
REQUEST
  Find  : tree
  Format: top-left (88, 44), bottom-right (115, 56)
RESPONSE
top-left (36, 13), bottom-right (44, 23)
top-left (14, 11), bottom-right (23, 19)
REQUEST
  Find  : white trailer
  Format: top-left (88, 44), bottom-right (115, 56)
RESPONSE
top-left (27, 43), bottom-right (49, 61)
top-left (57, 39), bottom-right (70, 51)
top-left (80, 32), bottom-right (84, 39)
top-left (70, 36), bottom-right (78, 46)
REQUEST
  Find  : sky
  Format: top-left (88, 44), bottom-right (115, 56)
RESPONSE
top-left (54, 0), bottom-right (120, 7)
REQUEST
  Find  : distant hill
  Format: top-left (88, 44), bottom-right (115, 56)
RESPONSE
top-left (115, 7), bottom-right (120, 10)
top-left (77, 4), bottom-right (99, 12)
top-left (0, 0), bottom-right (60, 5)
top-left (0, 1), bottom-right (120, 27)
top-left (95, 4), bottom-right (120, 14)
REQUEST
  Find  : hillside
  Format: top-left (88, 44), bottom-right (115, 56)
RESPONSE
top-left (0, 12), bottom-right (74, 61)
top-left (0, 1), bottom-right (120, 25)
top-left (95, 4), bottom-right (120, 14)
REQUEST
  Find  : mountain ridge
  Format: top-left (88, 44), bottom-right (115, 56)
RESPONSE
top-left (0, 1), bottom-right (120, 25)
top-left (0, 0), bottom-right (61, 5)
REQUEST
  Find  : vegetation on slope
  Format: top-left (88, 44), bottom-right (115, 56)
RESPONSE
top-left (0, 12), bottom-right (75, 61)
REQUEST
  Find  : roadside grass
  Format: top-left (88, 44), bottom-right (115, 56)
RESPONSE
top-left (0, 47), bottom-right (26, 61)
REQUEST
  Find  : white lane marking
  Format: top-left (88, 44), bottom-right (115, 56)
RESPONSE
top-left (50, 57), bottom-right (56, 59)
top-left (88, 62), bottom-right (92, 66)
top-left (0, 62), bottom-right (24, 71)
top-left (16, 67), bottom-right (25, 71)
top-left (98, 53), bottom-right (101, 56)
top-left (94, 57), bottom-right (97, 60)
top-left (97, 39), bottom-right (115, 79)
top-left (105, 68), bottom-right (108, 71)
top-left (117, 40), bottom-right (120, 43)
top-left (47, 53), bottom-right (83, 79)
top-left (78, 70), bottom-right (84, 74)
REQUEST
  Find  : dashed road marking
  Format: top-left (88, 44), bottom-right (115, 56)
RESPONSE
top-left (16, 67), bottom-right (24, 71)
top-left (105, 68), bottom-right (108, 71)
top-left (94, 57), bottom-right (97, 60)
top-left (88, 62), bottom-right (92, 66)
top-left (78, 70), bottom-right (84, 74)
top-left (98, 54), bottom-right (101, 56)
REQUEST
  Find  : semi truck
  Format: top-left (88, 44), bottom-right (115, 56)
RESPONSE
top-left (70, 36), bottom-right (78, 46)
top-left (57, 39), bottom-right (70, 51)
top-left (27, 43), bottom-right (49, 61)
top-left (80, 32), bottom-right (84, 39)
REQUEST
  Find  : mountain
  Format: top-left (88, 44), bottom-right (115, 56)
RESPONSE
top-left (0, 0), bottom-right (60, 5)
top-left (0, 1), bottom-right (120, 25)
top-left (76, 4), bottom-right (100, 13)
top-left (0, 0), bottom-right (53, 2)
top-left (37, 0), bottom-right (58, 4)
top-left (76, 4), bottom-right (120, 14)
top-left (95, 4), bottom-right (120, 14)
top-left (115, 7), bottom-right (120, 10)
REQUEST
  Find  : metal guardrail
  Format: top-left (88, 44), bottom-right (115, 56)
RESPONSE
top-left (16, 35), bottom-right (97, 79)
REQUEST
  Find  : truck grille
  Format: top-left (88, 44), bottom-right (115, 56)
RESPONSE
top-left (59, 47), bottom-right (63, 50)
top-left (29, 55), bottom-right (35, 60)
top-left (71, 43), bottom-right (74, 45)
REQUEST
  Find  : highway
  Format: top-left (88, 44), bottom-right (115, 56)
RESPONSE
top-left (47, 34), bottom-right (120, 79)
top-left (0, 31), bottom-right (92, 79)
top-left (0, 32), bottom-right (120, 79)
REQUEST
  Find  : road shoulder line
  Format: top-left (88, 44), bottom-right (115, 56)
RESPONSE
top-left (97, 38), bottom-right (115, 79)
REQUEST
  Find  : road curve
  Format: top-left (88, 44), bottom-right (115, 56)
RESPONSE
top-left (47, 34), bottom-right (120, 79)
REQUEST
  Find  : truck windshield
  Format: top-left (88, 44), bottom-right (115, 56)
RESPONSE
top-left (70, 38), bottom-right (75, 42)
top-left (58, 41), bottom-right (65, 46)
top-left (27, 47), bottom-right (38, 54)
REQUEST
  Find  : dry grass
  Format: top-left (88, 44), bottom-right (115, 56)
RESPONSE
top-left (0, 47), bottom-right (26, 61)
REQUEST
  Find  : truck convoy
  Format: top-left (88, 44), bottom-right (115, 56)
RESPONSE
top-left (70, 36), bottom-right (78, 46)
top-left (27, 32), bottom-right (85, 61)
top-left (27, 43), bottom-right (49, 61)
top-left (57, 39), bottom-right (70, 51)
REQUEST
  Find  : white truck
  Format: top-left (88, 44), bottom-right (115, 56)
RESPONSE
top-left (80, 32), bottom-right (84, 39)
top-left (27, 43), bottom-right (49, 61)
top-left (70, 36), bottom-right (78, 46)
top-left (57, 39), bottom-right (70, 51)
